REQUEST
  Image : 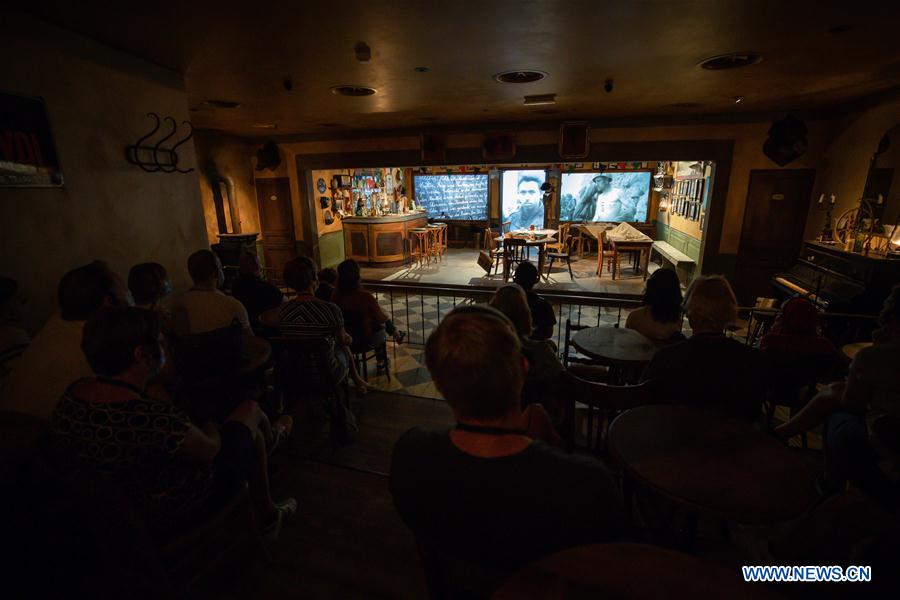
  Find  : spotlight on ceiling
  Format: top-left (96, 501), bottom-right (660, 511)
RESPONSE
top-left (733, 96), bottom-right (744, 104)
top-left (330, 85), bottom-right (377, 97)
top-left (413, 66), bottom-right (431, 73)
top-left (252, 123), bottom-right (277, 129)
top-left (494, 70), bottom-right (547, 84)
top-left (523, 93), bottom-right (557, 106)
top-left (697, 52), bottom-right (763, 70)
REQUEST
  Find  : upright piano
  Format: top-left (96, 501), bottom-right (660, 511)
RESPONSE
top-left (772, 241), bottom-right (900, 316)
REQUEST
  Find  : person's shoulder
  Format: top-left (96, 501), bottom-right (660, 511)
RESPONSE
top-left (391, 428), bottom-right (450, 472)
top-left (394, 426), bottom-right (448, 452)
top-left (526, 442), bottom-right (616, 490)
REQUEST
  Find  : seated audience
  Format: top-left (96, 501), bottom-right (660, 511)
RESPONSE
top-left (489, 284), bottom-right (564, 421)
top-left (513, 261), bottom-right (556, 341)
top-left (315, 267), bottom-right (337, 302)
top-left (128, 262), bottom-right (172, 310)
top-left (171, 249), bottom-right (250, 335)
top-left (332, 259), bottom-right (405, 365)
top-left (0, 276), bottom-right (30, 391)
top-left (1, 261), bottom-right (128, 419)
top-left (625, 268), bottom-right (684, 344)
top-left (231, 252), bottom-right (284, 329)
top-left (390, 305), bottom-right (624, 576)
top-left (641, 275), bottom-right (767, 421)
top-left (279, 256), bottom-right (371, 393)
top-left (760, 296), bottom-right (838, 357)
top-left (776, 286), bottom-right (900, 502)
top-left (48, 307), bottom-right (296, 536)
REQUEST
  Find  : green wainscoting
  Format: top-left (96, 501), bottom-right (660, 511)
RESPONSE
top-left (319, 231), bottom-right (345, 269)
top-left (653, 221), bottom-right (702, 263)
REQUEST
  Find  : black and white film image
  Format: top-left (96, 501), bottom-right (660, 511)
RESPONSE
top-left (501, 169), bottom-right (546, 230)
top-left (559, 171), bottom-right (651, 223)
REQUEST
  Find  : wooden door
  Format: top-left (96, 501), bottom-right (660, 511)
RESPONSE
top-left (733, 169), bottom-right (816, 305)
top-left (255, 178), bottom-right (297, 279)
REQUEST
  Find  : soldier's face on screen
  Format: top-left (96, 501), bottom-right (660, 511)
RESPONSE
top-left (517, 180), bottom-right (541, 209)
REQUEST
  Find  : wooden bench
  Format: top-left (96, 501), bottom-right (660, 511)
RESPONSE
top-left (650, 241), bottom-right (695, 283)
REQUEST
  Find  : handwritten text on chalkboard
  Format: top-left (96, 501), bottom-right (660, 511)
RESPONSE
top-left (412, 174), bottom-right (488, 220)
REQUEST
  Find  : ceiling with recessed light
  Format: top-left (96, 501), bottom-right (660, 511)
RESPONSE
top-left (18, 0), bottom-right (900, 137)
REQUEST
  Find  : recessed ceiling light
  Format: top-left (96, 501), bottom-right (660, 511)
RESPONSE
top-left (733, 96), bottom-right (744, 104)
top-left (697, 52), bottom-right (763, 70)
top-left (204, 99), bottom-right (242, 108)
top-left (252, 123), bottom-right (277, 129)
top-left (523, 93), bottom-right (556, 106)
top-left (330, 85), bottom-right (377, 96)
top-left (413, 66), bottom-right (431, 73)
top-left (494, 70), bottom-right (547, 84)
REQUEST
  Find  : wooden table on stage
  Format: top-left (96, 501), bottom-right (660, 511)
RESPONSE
top-left (609, 404), bottom-right (818, 524)
top-left (842, 342), bottom-right (872, 361)
top-left (607, 237), bottom-right (653, 280)
top-left (492, 543), bottom-right (777, 599)
top-left (501, 229), bottom-right (557, 277)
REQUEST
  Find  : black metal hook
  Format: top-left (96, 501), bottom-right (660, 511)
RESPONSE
top-left (153, 117), bottom-right (179, 173)
top-left (129, 113), bottom-right (162, 172)
top-left (169, 120), bottom-right (195, 173)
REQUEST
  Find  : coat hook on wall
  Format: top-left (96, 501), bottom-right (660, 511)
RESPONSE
top-left (126, 112), bottom-right (195, 173)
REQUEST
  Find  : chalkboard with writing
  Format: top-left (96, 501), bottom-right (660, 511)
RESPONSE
top-left (412, 174), bottom-right (488, 220)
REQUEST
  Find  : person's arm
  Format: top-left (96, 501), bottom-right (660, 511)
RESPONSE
top-left (177, 423), bottom-right (222, 464)
top-left (368, 292), bottom-right (390, 324)
top-left (840, 354), bottom-right (876, 414)
top-left (234, 301), bottom-right (252, 333)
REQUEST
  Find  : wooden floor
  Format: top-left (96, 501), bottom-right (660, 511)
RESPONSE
top-left (231, 392), bottom-right (455, 599)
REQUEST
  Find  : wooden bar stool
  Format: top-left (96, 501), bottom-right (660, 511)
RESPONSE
top-left (410, 228), bottom-right (431, 267)
top-left (426, 224), bottom-right (443, 261)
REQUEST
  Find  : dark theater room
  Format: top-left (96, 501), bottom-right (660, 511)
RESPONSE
top-left (3, 1), bottom-right (900, 597)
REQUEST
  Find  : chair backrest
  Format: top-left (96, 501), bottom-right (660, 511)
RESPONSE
top-left (503, 237), bottom-right (528, 261)
top-left (340, 308), bottom-right (370, 353)
top-left (558, 222), bottom-right (570, 242)
top-left (268, 336), bottom-right (344, 401)
top-left (501, 221), bottom-right (512, 234)
top-left (560, 371), bottom-right (661, 452)
top-left (484, 227), bottom-right (497, 252)
top-left (562, 318), bottom-right (592, 368)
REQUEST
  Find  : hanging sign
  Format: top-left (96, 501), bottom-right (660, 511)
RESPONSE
top-left (0, 93), bottom-right (64, 187)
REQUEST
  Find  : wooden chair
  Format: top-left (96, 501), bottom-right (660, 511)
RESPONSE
top-left (560, 371), bottom-right (661, 454)
top-left (544, 235), bottom-right (575, 281)
top-left (545, 222), bottom-right (570, 254)
top-left (596, 229), bottom-right (628, 278)
top-left (502, 237), bottom-right (528, 282)
top-left (484, 227), bottom-right (505, 276)
top-left (341, 309), bottom-right (391, 382)
top-left (562, 318), bottom-right (596, 369)
top-left (410, 228), bottom-right (431, 267)
top-left (573, 224), bottom-right (595, 258)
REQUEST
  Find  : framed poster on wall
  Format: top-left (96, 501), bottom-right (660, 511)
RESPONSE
top-left (0, 92), bottom-right (64, 187)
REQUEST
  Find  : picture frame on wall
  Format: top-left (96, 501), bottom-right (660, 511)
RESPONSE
top-left (559, 121), bottom-right (590, 160)
top-left (0, 92), bottom-right (64, 187)
top-left (482, 130), bottom-right (516, 161)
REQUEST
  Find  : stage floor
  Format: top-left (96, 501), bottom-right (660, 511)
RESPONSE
top-left (360, 248), bottom-right (656, 296)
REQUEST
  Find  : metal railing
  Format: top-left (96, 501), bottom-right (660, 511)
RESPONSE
top-left (363, 280), bottom-right (643, 349)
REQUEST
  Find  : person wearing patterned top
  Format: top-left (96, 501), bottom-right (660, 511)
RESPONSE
top-left (49, 307), bottom-right (297, 537)
top-left (279, 256), bottom-right (371, 393)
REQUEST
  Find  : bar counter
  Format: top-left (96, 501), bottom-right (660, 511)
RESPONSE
top-left (342, 211), bottom-right (429, 266)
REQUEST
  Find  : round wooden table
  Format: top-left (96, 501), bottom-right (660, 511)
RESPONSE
top-left (841, 342), bottom-right (872, 361)
top-left (492, 543), bottom-right (778, 599)
top-left (608, 405), bottom-right (818, 524)
top-left (571, 326), bottom-right (655, 366)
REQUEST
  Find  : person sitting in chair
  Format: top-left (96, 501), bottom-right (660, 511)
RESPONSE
top-left (642, 275), bottom-right (768, 421)
top-left (279, 256), bottom-right (372, 394)
top-left (49, 307), bottom-right (296, 538)
top-left (390, 305), bottom-right (624, 579)
top-left (332, 259), bottom-right (405, 369)
top-left (513, 261), bottom-right (556, 341)
top-left (625, 268), bottom-right (685, 344)
top-left (171, 250), bottom-right (251, 336)
top-left (231, 252), bottom-right (284, 331)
